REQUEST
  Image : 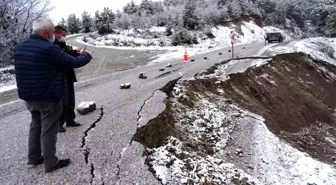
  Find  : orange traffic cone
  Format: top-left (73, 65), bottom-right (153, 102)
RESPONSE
top-left (184, 51), bottom-right (188, 63)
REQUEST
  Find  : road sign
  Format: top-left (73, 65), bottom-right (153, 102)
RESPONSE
top-left (230, 31), bottom-right (235, 44)
top-left (230, 31), bottom-right (235, 58)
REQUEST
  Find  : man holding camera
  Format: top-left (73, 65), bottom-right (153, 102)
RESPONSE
top-left (54, 26), bottom-right (82, 132)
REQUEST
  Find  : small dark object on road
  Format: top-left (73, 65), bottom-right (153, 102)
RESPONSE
top-left (204, 57), bottom-right (207, 60)
top-left (139, 73), bottom-right (147, 79)
top-left (120, 83), bottom-right (131, 89)
top-left (242, 47), bottom-right (245, 49)
top-left (219, 53), bottom-right (222, 55)
top-left (167, 63), bottom-right (172, 67)
top-left (77, 101), bottom-right (96, 115)
top-left (159, 68), bottom-right (165, 71)
top-left (228, 50), bottom-right (232, 52)
top-left (191, 59), bottom-right (195, 62)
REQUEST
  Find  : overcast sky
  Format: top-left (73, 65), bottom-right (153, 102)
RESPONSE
top-left (49, 0), bottom-right (145, 23)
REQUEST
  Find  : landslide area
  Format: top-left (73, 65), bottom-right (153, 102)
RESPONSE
top-left (217, 53), bottom-right (336, 164)
top-left (134, 53), bottom-right (336, 184)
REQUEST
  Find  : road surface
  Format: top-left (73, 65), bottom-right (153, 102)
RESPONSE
top-left (0, 40), bottom-right (266, 185)
top-left (65, 35), bottom-right (168, 80)
top-left (0, 35), bottom-right (166, 105)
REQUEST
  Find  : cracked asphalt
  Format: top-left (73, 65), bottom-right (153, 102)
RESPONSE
top-left (0, 39), bottom-right (266, 184)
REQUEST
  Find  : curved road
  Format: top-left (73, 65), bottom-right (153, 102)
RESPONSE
top-left (0, 39), bottom-right (266, 184)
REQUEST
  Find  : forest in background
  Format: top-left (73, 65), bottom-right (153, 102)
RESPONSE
top-left (1, 0), bottom-right (336, 66)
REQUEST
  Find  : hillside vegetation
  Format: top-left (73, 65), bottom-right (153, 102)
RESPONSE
top-left (63, 0), bottom-right (336, 38)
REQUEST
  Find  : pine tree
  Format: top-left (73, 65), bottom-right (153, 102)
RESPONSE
top-left (183, 0), bottom-right (199, 30)
top-left (58, 18), bottom-right (67, 30)
top-left (81, 11), bottom-right (92, 33)
top-left (326, 12), bottom-right (336, 37)
top-left (286, 3), bottom-right (306, 28)
top-left (67, 14), bottom-right (80, 34)
top-left (94, 10), bottom-right (102, 31)
top-left (227, 0), bottom-right (242, 19)
top-left (139, 0), bottom-right (155, 16)
top-left (95, 8), bottom-right (115, 34)
top-left (101, 7), bottom-right (115, 33)
top-left (123, 0), bottom-right (138, 15)
top-left (163, 0), bottom-right (184, 7)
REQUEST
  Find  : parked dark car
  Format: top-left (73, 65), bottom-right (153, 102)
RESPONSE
top-left (266, 32), bottom-right (284, 43)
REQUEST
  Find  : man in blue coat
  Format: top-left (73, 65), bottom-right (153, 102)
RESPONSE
top-left (14, 17), bottom-right (93, 173)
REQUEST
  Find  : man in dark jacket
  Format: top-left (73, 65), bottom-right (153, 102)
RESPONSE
top-left (14, 17), bottom-right (93, 173)
top-left (54, 26), bottom-right (81, 132)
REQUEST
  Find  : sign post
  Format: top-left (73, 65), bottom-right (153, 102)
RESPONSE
top-left (230, 31), bottom-right (235, 58)
top-left (264, 30), bottom-right (267, 46)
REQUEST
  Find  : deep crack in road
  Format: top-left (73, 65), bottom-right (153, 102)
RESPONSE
top-left (80, 106), bottom-right (104, 184)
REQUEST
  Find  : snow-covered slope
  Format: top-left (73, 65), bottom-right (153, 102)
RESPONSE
top-left (0, 66), bottom-right (16, 93)
top-left (260, 37), bottom-right (336, 66)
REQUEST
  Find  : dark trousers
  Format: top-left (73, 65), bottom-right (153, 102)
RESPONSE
top-left (25, 100), bottom-right (62, 169)
top-left (60, 81), bottom-right (76, 126)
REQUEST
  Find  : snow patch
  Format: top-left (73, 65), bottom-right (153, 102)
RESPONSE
top-left (0, 84), bottom-right (16, 93)
top-left (266, 37), bottom-right (336, 66)
top-left (148, 93), bottom-right (336, 184)
top-left (0, 66), bottom-right (16, 93)
top-left (203, 58), bottom-right (272, 81)
top-left (251, 117), bottom-right (336, 185)
top-left (77, 101), bottom-right (95, 109)
top-left (148, 96), bottom-right (262, 185)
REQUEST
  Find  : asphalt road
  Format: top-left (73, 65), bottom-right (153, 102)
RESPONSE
top-left (65, 35), bottom-right (167, 80)
top-left (0, 40), bottom-right (266, 185)
top-left (0, 35), bottom-right (165, 105)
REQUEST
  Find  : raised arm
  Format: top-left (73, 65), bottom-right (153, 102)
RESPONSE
top-left (49, 44), bottom-right (92, 68)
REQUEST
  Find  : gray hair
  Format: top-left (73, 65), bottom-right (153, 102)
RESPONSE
top-left (32, 17), bottom-right (54, 34)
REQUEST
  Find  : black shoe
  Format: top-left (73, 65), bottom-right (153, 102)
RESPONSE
top-left (58, 126), bottom-right (66, 133)
top-left (66, 121), bottom-right (81, 127)
top-left (28, 157), bottom-right (44, 166)
top-left (45, 159), bottom-right (71, 173)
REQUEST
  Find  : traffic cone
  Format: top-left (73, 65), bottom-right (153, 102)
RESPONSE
top-left (184, 51), bottom-right (188, 63)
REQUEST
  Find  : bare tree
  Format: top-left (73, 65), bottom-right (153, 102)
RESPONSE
top-left (0, 0), bottom-right (52, 66)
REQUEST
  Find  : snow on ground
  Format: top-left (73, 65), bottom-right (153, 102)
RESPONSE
top-left (148, 89), bottom-right (336, 185)
top-left (262, 37), bottom-right (336, 66)
top-left (78, 21), bottom-right (288, 64)
top-left (248, 112), bottom-right (336, 185)
top-left (148, 92), bottom-right (263, 185)
top-left (202, 58), bottom-right (272, 81)
top-left (66, 33), bottom-right (83, 39)
top-left (146, 56), bottom-right (336, 185)
top-left (251, 115), bottom-right (336, 185)
top-left (0, 66), bottom-right (16, 93)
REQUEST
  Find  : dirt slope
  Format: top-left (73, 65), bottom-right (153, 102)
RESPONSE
top-left (134, 53), bottom-right (336, 184)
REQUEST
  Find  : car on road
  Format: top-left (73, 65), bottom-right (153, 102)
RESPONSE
top-left (266, 32), bottom-right (284, 43)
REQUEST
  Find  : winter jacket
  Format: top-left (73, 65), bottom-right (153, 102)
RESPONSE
top-left (54, 39), bottom-right (79, 83)
top-left (14, 34), bottom-right (92, 102)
